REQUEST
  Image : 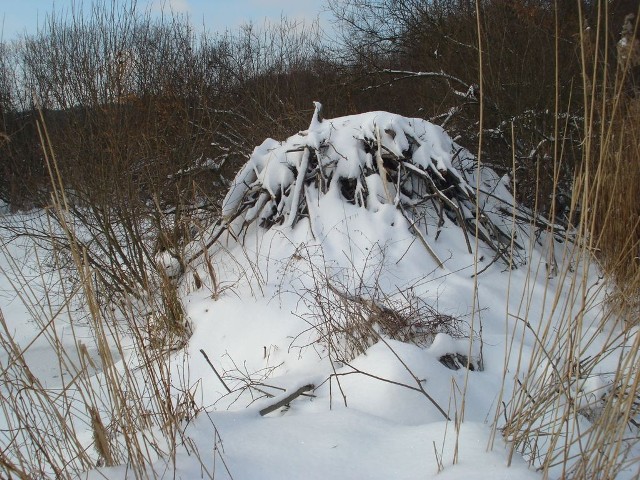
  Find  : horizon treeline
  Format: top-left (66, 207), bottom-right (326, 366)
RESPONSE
top-left (0, 0), bottom-right (637, 218)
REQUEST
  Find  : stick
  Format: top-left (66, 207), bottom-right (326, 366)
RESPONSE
top-left (200, 349), bottom-right (232, 394)
top-left (375, 125), bottom-right (393, 203)
top-left (285, 147), bottom-right (311, 228)
top-left (398, 203), bottom-right (444, 268)
top-left (259, 384), bottom-right (315, 416)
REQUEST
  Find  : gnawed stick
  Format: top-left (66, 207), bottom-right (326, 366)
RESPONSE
top-left (259, 384), bottom-right (315, 416)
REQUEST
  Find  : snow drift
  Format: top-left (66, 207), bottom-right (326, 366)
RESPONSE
top-left (85, 105), bottom-right (635, 478)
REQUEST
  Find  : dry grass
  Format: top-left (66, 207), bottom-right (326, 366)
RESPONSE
top-left (588, 97), bottom-right (640, 316)
top-left (497, 8), bottom-right (640, 479)
top-left (0, 113), bottom-right (213, 478)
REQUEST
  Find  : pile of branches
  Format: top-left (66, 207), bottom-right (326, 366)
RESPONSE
top-left (189, 103), bottom-right (522, 268)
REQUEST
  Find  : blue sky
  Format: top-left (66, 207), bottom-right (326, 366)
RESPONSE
top-left (1, 0), bottom-right (329, 41)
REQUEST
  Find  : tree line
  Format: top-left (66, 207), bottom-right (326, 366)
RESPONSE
top-left (0, 0), bottom-right (637, 220)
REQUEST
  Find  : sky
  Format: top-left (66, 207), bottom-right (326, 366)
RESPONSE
top-left (0, 0), bottom-right (329, 41)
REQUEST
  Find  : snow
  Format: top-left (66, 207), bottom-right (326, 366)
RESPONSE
top-left (155, 250), bottom-right (183, 278)
top-left (2, 109), bottom-right (639, 479)
top-left (220, 110), bottom-right (473, 231)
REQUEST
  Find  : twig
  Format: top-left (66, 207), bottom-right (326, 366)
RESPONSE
top-left (398, 203), bottom-right (444, 268)
top-left (200, 349), bottom-right (232, 394)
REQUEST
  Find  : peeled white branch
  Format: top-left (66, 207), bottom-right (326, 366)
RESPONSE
top-left (285, 147), bottom-right (311, 228)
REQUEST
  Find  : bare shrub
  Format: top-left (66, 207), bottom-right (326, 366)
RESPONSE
top-left (327, 0), bottom-right (629, 215)
top-left (0, 149), bottom-right (210, 479)
top-left (284, 245), bottom-right (468, 363)
top-left (1, 2), bottom-right (335, 213)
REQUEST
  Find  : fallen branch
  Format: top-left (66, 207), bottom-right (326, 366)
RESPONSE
top-left (259, 384), bottom-right (315, 416)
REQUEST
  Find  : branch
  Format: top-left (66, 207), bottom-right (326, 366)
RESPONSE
top-left (398, 202), bottom-right (444, 268)
top-left (259, 384), bottom-right (315, 416)
top-left (200, 349), bottom-right (232, 394)
top-left (367, 68), bottom-right (472, 93)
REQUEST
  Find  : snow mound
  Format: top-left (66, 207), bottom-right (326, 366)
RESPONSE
top-left (129, 106), bottom-right (621, 479)
top-left (214, 104), bottom-right (521, 269)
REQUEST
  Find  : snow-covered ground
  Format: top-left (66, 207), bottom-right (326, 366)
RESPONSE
top-left (1, 111), bottom-right (638, 479)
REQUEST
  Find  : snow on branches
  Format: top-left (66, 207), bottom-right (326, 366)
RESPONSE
top-left (198, 103), bottom-right (520, 268)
